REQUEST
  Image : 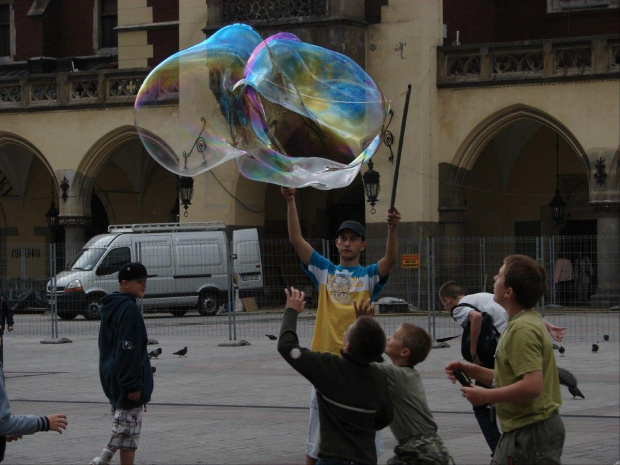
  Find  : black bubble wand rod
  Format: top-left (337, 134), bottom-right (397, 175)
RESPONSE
top-left (390, 84), bottom-right (412, 211)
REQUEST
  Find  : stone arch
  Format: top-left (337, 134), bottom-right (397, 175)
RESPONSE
top-left (76, 125), bottom-right (140, 195)
top-left (73, 125), bottom-right (162, 219)
top-left (451, 104), bottom-right (590, 187)
top-left (0, 131), bottom-right (58, 193)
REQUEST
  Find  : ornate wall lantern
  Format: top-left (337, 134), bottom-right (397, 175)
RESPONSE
top-left (60, 176), bottom-right (70, 201)
top-left (362, 160), bottom-right (380, 214)
top-left (594, 156), bottom-right (607, 186)
top-left (178, 176), bottom-right (194, 217)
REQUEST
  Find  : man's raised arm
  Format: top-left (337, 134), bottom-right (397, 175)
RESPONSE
top-left (377, 207), bottom-right (401, 279)
top-left (281, 187), bottom-right (313, 265)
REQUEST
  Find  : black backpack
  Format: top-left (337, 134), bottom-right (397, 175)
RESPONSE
top-left (451, 303), bottom-right (501, 368)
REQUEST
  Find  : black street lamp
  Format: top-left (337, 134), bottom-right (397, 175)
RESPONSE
top-left (549, 132), bottom-right (566, 224)
top-left (170, 197), bottom-right (180, 223)
top-left (362, 160), bottom-right (380, 214)
top-left (178, 176), bottom-right (194, 217)
top-left (45, 181), bottom-right (59, 237)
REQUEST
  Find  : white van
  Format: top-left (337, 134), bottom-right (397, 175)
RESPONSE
top-left (46, 222), bottom-right (263, 320)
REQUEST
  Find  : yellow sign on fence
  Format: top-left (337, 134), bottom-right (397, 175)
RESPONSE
top-left (401, 253), bottom-right (420, 269)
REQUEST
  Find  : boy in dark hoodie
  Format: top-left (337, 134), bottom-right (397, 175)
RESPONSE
top-left (90, 262), bottom-right (154, 465)
top-left (278, 287), bottom-right (393, 465)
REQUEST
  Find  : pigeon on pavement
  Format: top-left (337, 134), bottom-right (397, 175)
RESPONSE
top-left (173, 347), bottom-right (188, 357)
top-left (558, 367), bottom-right (585, 399)
top-left (592, 343), bottom-right (599, 353)
top-left (265, 334), bottom-right (278, 341)
top-left (558, 346), bottom-right (565, 356)
top-left (149, 348), bottom-right (162, 359)
top-left (151, 366), bottom-right (156, 375)
top-left (603, 334), bottom-right (609, 342)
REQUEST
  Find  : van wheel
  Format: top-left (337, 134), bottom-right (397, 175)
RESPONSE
top-left (171, 310), bottom-right (187, 317)
top-left (83, 293), bottom-right (104, 320)
top-left (198, 291), bottom-right (219, 316)
top-left (56, 310), bottom-right (78, 320)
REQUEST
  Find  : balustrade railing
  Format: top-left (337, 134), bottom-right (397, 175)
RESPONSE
top-left (438, 35), bottom-right (620, 87)
top-left (0, 68), bottom-right (177, 110)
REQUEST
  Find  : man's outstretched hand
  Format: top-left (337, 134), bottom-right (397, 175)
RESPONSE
top-left (387, 207), bottom-right (401, 230)
top-left (281, 186), bottom-right (296, 200)
top-left (285, 287), bottom-right (306, 314)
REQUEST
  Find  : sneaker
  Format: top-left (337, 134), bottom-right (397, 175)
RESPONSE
top-left (89, 458), bottom-right (108, 465)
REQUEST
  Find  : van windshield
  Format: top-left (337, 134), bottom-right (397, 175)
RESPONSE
top-left (67, 248), bottom-right (106, 271)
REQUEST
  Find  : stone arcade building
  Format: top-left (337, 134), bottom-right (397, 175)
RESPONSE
top-left (0, 0), bottom-right (618, 304)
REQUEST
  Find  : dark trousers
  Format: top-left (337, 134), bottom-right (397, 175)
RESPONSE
top-left (473, 379), bottom-right (501, 455)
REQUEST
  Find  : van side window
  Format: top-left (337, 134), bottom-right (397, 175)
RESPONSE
top-left (236, 241), bottom-right (261, 263)
top-left (98, 247), bottom-right (131, 275)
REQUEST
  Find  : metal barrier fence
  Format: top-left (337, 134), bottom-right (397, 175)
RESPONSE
top-left (1, 235), bottom-right (618, 343)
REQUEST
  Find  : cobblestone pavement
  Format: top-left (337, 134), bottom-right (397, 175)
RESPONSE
top-left (1, 318), bottom-right (618, 464)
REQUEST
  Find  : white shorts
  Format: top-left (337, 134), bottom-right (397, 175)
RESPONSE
top-left (306, 386), bottom-right (384, 459)
top-left (107, 407), bottom-right (143, 451)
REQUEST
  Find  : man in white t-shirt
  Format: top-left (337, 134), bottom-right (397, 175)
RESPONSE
top-left (439, 281), bottom-right (565, 456)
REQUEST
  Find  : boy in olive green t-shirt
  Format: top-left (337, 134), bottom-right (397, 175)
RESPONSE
top-left (445, 255), bottom-right (565, 465)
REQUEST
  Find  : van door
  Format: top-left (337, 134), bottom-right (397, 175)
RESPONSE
top-left (133, 235), bottom-right (174, 309)
top-left (232, 229), bottom-right (263, 290)
top-left (173, 234), bottom-right (227, 311)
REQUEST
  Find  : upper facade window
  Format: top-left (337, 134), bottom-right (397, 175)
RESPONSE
top-left (100, 0), bottom-right (117, 49)
top-left (0, 4), bottom-right (10, 57)
top-left (547, 0), bottom-right (619, 13)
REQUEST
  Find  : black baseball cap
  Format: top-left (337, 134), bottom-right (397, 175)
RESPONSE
top-left (336, 220), bottom-right (366, 239)
top-left (118, 262), bottom-right (157, 283)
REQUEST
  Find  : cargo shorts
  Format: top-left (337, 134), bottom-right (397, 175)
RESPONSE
top-left (493, 412), bottom-right (565, 465)
top-left (107, 407), bottom-right (143, 452)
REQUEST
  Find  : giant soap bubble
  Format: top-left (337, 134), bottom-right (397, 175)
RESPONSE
top-left (134, 23), bottom-right (389, 189)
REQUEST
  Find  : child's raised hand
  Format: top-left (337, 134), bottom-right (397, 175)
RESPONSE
top-left (47, 414), bottom-right (68, 433)
top-left (354, 299), bottom-right (376, 318)
top-left (6, 435), bottom-right (22, 442)
top-left (549, 324), bottom-right (566, 342)
top-left (284, 287), bottom-right (306, 314)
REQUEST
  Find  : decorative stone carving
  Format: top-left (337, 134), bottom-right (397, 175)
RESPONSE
top-left (71, 80), bottom-right (99, 99)
top-left (221, 0), bottom-right (328, 22)
top-left (30, 83), bottom-right (57, 102)
top-left (554, 47), bottom-right (591, 74)
top-left (0, 85), bottom-right (21, 103)
top-left (547, 0), bottom-right (618, 14)
top-left (492, 51), bottom-right (544, 74)
top-left (591, 202), bottom-right (620, 217)
top-left (447, 56), bottom-right (481, 76)
top-left (58, 216), bottom-right (92, 227)
top-left (108, 78), bottom-right (144, 97)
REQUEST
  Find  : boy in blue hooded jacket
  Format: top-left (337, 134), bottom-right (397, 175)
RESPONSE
top-left (90, 262), bottom-right (154, 465)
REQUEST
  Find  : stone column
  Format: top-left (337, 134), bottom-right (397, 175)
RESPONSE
top-left (590, 202), bottom-right (620, 308)
top-left (59, 216), bottom-right (92, 264)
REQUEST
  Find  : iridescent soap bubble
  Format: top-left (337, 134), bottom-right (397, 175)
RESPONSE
top-left (134, 23), bottom-right (388, 189)
top-left (134, 23), bottom-right (261, 176)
